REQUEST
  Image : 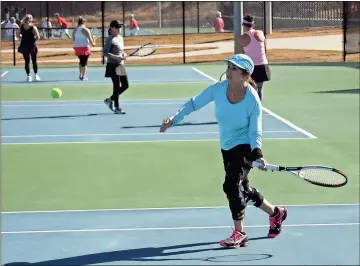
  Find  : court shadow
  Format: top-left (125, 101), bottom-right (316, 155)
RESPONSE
top-left (271, 61), bottom-right (360, 69)
top-left (3, 241), bottom-right (273, 265)
top-left (3, 80), bottom-right (99, 84)
top-left (313, 88), bottom-right (360, 94)
top-left (121, 121), bottom-right (218, 129)
top-left (248, 236), bottom-right (270, 241)
top-left (2, 113), bottom-right (113, 121)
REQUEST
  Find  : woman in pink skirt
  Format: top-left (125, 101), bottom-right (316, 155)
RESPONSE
top-left (72, 16), bottom-right (95, 81)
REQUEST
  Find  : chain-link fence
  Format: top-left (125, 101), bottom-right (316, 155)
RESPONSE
top-left (1, 1), bottom-right (349, 66)
top-left (272, 1), bottom-right (343, 30)
top-left (344, 1), bottom-right (360, 58)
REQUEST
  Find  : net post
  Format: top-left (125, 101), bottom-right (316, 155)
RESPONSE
top-left (182, 1), bottom-right (186, 64)
top-left (101, 1), bottom-right (105, 65)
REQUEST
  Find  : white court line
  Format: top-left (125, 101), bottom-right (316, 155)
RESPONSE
top-left (263, 107), bottom-right (317, 139)
top-left (2, 99), bottom-right (183, 103)
top-left (2, 222), bottom-right (359, 234)
top-left (1, 71), bottom-right (9, 78)
top-left (2, 102), bottom-right (186, 107)
top-left (192, 67), bottom-right (318, 139)
top-left (2, 203), bottom-right (358, 214)
top-left (2, 80), bottom-right (212, 86)
top-left (2, 132), bottom-right (218, 138)
top-left (1, 137), bottom-right (313, 145)
top-left (1, 130), bottom-right (299, 138)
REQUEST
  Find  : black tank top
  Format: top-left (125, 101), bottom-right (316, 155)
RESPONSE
top-left (20, 25), bottom-right (36, 47)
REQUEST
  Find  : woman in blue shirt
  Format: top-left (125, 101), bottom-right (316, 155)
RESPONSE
top-left (160, 54), bottom-right (288, 248)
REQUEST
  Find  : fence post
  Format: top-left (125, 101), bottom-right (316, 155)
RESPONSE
top-left (157, 1), bottom-right (162, 28)
top-left (13, 28), bottom-right (16, 66)
top-left (101, 1), bottom-right (105, 65)
top-left (122, 2), bottom-right (125, 26)
top-left (264, 1), bottom-right (272, 35)
top-left (182, 1), bottom-right (186, 64)
top-left (46, 1), bottom-right (50, 39)
top-left (233, 1), bottom-right (243, 54)
top-left (197, 2), bottom-right (200, 33)
top-left (342, 1), bottom-right (347, 62)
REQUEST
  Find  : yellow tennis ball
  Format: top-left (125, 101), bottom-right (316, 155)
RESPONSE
top-left (51, 88), bottom-right (62, 99)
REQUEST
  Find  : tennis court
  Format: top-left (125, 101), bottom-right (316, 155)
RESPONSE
top-left (1, 63), bottom-right (359, 265)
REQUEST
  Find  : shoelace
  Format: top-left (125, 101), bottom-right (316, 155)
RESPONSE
top-left (269, 216), bottom-right (277, 229)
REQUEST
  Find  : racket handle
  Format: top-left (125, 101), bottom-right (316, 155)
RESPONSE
top-left (252, 161), bottom-right (280, 171)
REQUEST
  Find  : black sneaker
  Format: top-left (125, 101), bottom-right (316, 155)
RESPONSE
top-left (104, 98), bottom-right (113, 111)
top-left (114, 107), bottom-right (126, 114)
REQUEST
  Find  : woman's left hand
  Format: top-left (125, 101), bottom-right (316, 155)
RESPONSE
top-left (122, 52), bottom-right (127, 60)
top-left (255, 157), bottom-right (268, 171)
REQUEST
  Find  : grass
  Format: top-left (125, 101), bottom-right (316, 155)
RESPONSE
top-left (1, 64), bottom-right (359, 211)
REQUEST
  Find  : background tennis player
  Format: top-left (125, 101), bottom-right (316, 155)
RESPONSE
top-left (17, 14), bottom-right (41, 82)
top-left (235, 15), bottom-right (271, 102)
top-left (160, 54), bottom-right (287, 248)
top-left (103, 20), bottom-right (129, 115)
top-left (72, 16), bottom-right (95, 81)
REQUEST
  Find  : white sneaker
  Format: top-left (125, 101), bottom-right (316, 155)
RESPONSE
top-left (34, 74), bottom-right (41, 81)
top-left (27, 75), bottom-right (32, 82)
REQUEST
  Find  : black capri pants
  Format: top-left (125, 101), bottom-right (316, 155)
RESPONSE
top-left (221, 144), bottom-right (264, 221)
top-left (78, 55), bottom-right (89, 67)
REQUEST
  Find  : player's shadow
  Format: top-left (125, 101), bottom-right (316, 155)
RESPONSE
top-left (2, 113), bottom-right (113, 121)
top-left (312, 88), bottom-right (360, 94)
top-left (121, 121), bottom-right (218, 129)
top-left (4, 238), bottom-right (272, 265)
top-left (272, 61), bottom-right (360, 70)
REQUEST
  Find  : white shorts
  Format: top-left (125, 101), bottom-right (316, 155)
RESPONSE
top-left (130, 27), bottom-right (139, 36)
top-left (60, 28), bottom-right (69, 35)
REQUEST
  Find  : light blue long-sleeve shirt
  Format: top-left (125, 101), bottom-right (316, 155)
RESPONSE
top-left (170, 80), bottom-right (262, 151)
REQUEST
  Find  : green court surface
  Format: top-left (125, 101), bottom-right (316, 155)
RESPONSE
top-left (1, 63), bottom-right (359, 212)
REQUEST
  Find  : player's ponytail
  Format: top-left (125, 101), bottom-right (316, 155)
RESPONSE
top-left (248, 75), bottom-right (257, 90)
top-left (240, 68), bottom-right (257, 90)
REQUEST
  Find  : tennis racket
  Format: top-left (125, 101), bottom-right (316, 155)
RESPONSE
top-left (127, 43), bottom-right (157, 57)
top-left (252, 161), bottom-right (348, 188)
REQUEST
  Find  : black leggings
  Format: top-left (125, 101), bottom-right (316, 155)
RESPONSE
top-left (23, 53), bottom-right (38, 75)
top-left (78, 55), bottom-right (89, 67)
top-left (110, 75), bottom-right (129, 108)
top-left (221, 144), bottom-right (264, 221)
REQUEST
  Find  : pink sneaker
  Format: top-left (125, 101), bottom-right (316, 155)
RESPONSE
top-left (220, 230), bottom-right (248, 248)
top-left (268, 206), bottom-right (288, 238)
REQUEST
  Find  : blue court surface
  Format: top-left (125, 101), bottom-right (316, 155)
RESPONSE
top-left (2, 66), bottom-right (316, 144)
top-left (1, 204), bottom-right (359, 265)
top-left (1, 67), bottom-right (213, 85)
top-left (1, 99), bottom-right (314, 144)
top-left (4, 65), bottom-right (351, 265)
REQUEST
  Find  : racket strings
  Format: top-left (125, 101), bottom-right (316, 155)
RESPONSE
top-left (137, 45), bottom-right (156, 56)
top-left (302, 169), bottom-right (347, 187)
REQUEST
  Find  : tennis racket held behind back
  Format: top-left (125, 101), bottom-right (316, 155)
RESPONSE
top-left (252, 161), bottom-right (348, 188)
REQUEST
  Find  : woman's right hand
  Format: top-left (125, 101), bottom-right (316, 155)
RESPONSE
top-left (160, 118), bottom-right (173, 132)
